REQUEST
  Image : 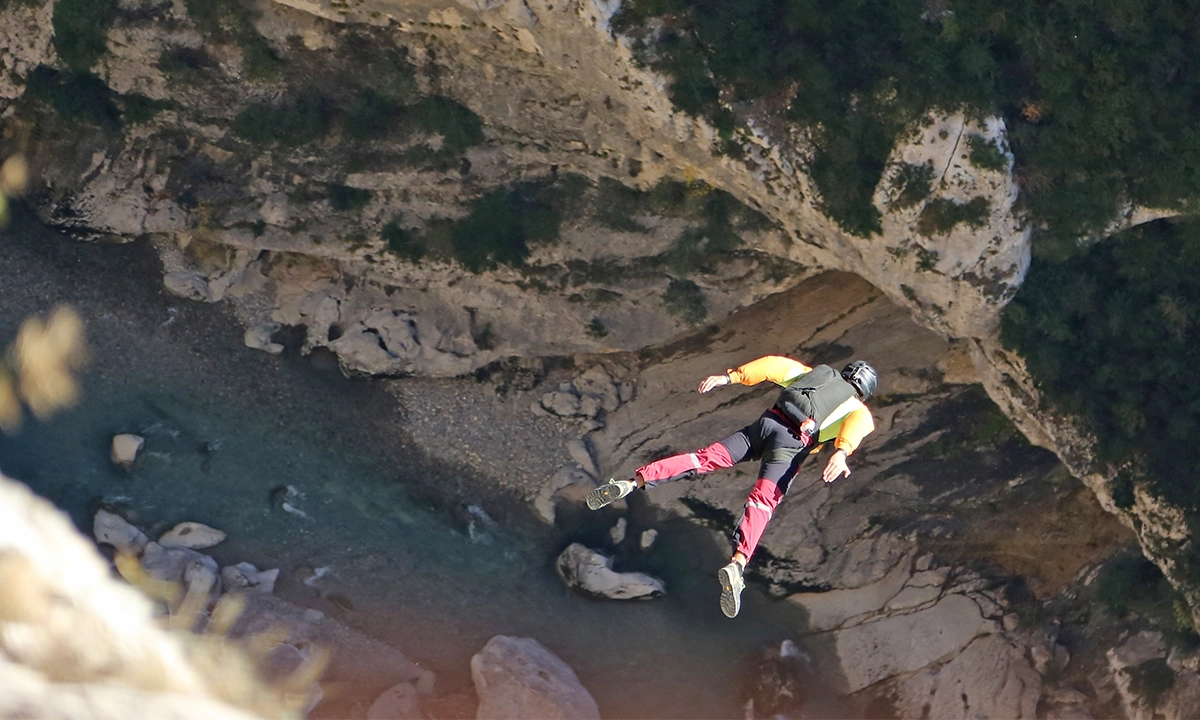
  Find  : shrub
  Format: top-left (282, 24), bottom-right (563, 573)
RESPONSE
top-left (342, 89), bottom-right (405, 141)
top-left (327, 184), bottom-right (371, 212)
top-left (586, 317), bottom-right (609, 339)
top-left (183, 0), bottom-right (283, 80)
top-left (157, 47), bottom-right (217, 84)
top-left (615, 0), bottom-right (1200, 249)
top-left (1001, 218), bottom-right (1200, 512)
top-left (967, 134), bottom-right (1008, 172)
top-left (662, 278), bottom-right (707, 324)
top-left (232, 95), bottom-right (332, 147)
top-left (890, 162), bottom-right (934, 210)
top-left (381, 216), bottom-right (424, 262)
top-left (52, 0), bottom-right (119, 71)
top-left (25, 67), bottom-right (121, 131)
top-left (409, 96), bottom-right (483, 155)
top-left (119, 94), bottom-right (170, 125)
top-left (916, 197), bottom-right (989, 236)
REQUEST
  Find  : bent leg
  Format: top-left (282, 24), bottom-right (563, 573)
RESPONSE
top-left (732, 418), bottom-right (811, 561)
top-left (636, 427), bottom-right (755, 488)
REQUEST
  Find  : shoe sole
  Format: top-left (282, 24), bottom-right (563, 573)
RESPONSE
top-left (718, 565), bottom-right (743, 618)
top-left (585, 483), bottom-right (628, 511)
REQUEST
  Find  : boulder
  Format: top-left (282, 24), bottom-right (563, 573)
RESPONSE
top-left (892, 634), bottom-right (1041, 719)
top-left (470, 636), bottom-right (600, 720)
top-left (540, 390), bottom-right (581, 417)
top-left (367, 681), bottom-right (420, 720)
top-left (158, 522), bottom-right (227, 550)
top-left (608, 517), bottom-right (626, 545)
top-left (163, 271), bottom-right (214, 302)
top-left (93, 510), bottom-right (148, 556)
top-left (555, 543), bottom-right (665, 600)
top-left (220, 562), bottom-right (279, 594)
top-left (566, 439), bottom-right (598, 479)
top-left (110, 434), bottom-right (144, 469)
top-left (140, 542), bottom-right (219, 587)
top-left (639, 529), bottom-right (658, 551)
top-left (243, 323), bottom-right (284, 355)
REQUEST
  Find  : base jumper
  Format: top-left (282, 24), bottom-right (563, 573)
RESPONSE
top-left (587, 355), bottom-right (878, 618)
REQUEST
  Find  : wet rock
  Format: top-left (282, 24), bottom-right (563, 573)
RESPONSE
top-left (639, 529), bottom-right (658, 551)
top-left (555, 543), bottom-right (664, 600)
top-left (110, 434), bottom-right (144, 469)
top-left (471, 635), bottom-right (600, 720)
top-left (367, 681), bottom-right (420, 720)
top-left (92, 509), bottom-right (148, 556)
top-left (608, 517), bottom-right (626, 545)
top-left (787, 555), bottom-right (913, 632)
top-left (532, 464), bottom-right (593, 524)
top-left (220, 562), bottom-right (279, 594)
top-left (158, 522), bottom-right (226, 550)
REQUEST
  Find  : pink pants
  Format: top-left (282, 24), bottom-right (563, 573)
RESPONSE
top-left (635, 410), bottom-right (811, 562)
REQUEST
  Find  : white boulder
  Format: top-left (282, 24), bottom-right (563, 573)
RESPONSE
top-left (639, 529), bottom-right (658, 551)
top-left (471, 636), bottom-right (600, 720)
top-left (555, 543), bottom-right (664, 600)
top-left (609, 517), bottom-right (626, 545)
top-left (158, 522), bottom-right (226, 550)
top-left (110, 434), bottom-right (144, 469)
top-left (92, 510), bottom-right (148, 556)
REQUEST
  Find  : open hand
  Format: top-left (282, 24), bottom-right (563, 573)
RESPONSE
top-left (698, 374), bottom-right (732, 393)
top-left (822, 450), bottom-right (850, 483)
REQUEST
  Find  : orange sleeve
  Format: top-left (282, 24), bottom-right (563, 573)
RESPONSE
top-left (832, 406), bottom-right (875, 455)
top-left (726, 356), bottom-right (811, 387)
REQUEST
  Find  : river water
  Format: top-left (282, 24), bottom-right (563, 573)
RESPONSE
top-left (0, 208), bottom-right (829, 719)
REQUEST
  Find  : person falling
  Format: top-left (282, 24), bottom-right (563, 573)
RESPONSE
top-left (587, 355), bottom-right (878, 618)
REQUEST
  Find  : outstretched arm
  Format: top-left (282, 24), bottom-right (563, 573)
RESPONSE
top-left (698, 373), bottom-right (732, 393)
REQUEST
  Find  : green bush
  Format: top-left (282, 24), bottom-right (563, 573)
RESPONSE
top-left (916, 197), bottom-right (990, 236)
top-left (1126, 659), bottom-right (1176, 707)
top-left (342, 89), bottom-right (406, 141)
top-left (381, 216), bottom-right (424, 262)
top-left (409, 96), bottom-right (483, 155)
top-left (52, 0), bottom-right (119, 71)
top-left (328, 184), bottom-right (372, 212)
top-left (183, 0), bottom-right (283, 80)
top-left (232, 95), bottom-right (332, 147)
top-left (157, 47), bottom-right (216, 84)
top-left (615, 0), bottom-right (1200, 247)
top-left (890, 162), bottom-right (935, 210)
top-left (586, 317), bottom-right (609, 339)
top-left (967, 134), bottom-right (1008, 172)
top-left (1001, 218), bottom-right (1200, 511)
top-left (452, 183), bottom-right (558, 272)
top-left (662, 278), bottom-right (707, 324)
top-left (119, 94), bottom-right (170, 125)
top-left (25, 67), bottom-right (121, 131)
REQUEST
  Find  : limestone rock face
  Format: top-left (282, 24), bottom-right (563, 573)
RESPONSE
top-left (554, 543), bottom-right (665, 600)
top-left (470, 635), bottom-right (600, 720)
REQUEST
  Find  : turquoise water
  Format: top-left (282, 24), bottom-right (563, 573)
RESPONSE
top-left (0, 209), bottom-right (827, 718)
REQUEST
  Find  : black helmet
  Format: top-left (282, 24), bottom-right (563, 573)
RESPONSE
top-left (842, 361), bottom-right (877, 400)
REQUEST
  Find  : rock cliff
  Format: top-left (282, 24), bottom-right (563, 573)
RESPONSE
top-left (2, 0), bottom-right (1197, 715)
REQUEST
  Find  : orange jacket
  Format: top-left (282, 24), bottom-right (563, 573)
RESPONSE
top-left (727, 355), bottom-right (875, 454)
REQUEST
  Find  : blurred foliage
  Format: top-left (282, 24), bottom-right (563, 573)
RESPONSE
top-left (381, 215), bottom-right (424, 262)
top-left (615, 0), bottom-right (1200, 245)
top-left (0, 306), bottom-right (87, 434)
top-left (1002, 218), bottom-right (1200, 511)
top-left (52, 0), bottom-right (119, 72)
top-left (408, 96), bottom-right (484, 155)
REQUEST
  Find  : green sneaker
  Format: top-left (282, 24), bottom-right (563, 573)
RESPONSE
top-left (585, 478), bottom-right (637, 510)
top-left (718, 561), bottom-right (745, 618)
